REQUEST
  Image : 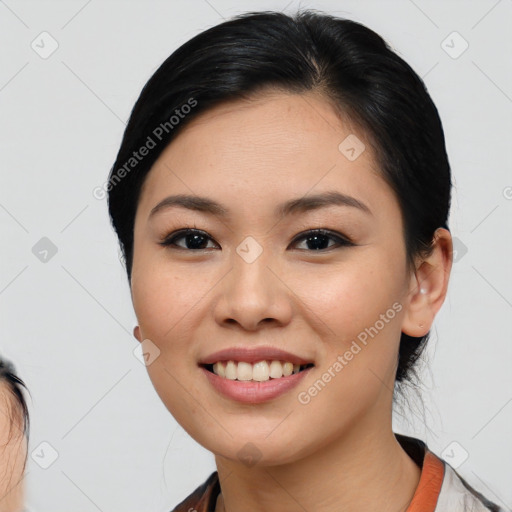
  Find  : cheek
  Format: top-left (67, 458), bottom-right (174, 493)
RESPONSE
top-left (291, 266), bottom-right (404, 427)
top-left (131, 262), bottom-right (210, 430)
top-left (292, 258), bottom-right (403, 338)
top-left (131, 259), bottom-right (207, 344)
top-left (291, 256), bottom-right (406, 398)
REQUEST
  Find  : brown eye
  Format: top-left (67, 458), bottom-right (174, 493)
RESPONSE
top-left (159, 228), bottom-right (354, 252)
top-left (160, 229), bottom-right (219, 250)
top-left (290, 229), bottom-right (354, 251)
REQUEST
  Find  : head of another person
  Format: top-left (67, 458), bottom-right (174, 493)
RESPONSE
top-left (107, 10), bottom-right (453, 465)
top-left (0, 357), bottom-right (29, 511)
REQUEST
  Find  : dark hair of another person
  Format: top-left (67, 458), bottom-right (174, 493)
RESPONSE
top-left (107, 9), bottom-right (452, 395)
top-left (0, 357), bottom-right (30, 471)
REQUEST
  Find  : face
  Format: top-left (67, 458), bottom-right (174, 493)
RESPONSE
top-left (0, 384), bottom-right (27, 511)
top-left (130, 90), bottom-right (419, 466)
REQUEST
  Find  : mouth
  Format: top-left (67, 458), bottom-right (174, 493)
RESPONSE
top-left (200, 360), bottom-right (315, 381)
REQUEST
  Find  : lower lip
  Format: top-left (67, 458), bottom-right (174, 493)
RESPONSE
top-left (200, 366), bottom-right (313, 404)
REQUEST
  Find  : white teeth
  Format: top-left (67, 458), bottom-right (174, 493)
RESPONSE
top-left (269, 360), bottom-right (283, 379)
top-left (237, 361), bottom-right (253, 381)
top-left (282, 361), bottom-right (293, 376)
top-left (225, 360), bottom-right (237, 380)
top-left (212, 361), bottom-right (225, 378)
top-left (252, 361), bottom-right (269, 382)
top-left (209, 360), bottom-right (311, 380)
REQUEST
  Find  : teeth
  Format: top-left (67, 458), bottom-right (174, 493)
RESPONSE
top-left (269, 360), bottom-right (283, 379)
top-left (252, 361), bottom-right (269, 382)
top-left (213, 360), bottom-right (226, 378)
top-left (225, 360), bottom-right (237, 380)
top-left (237, 361), bottom-right (253, 381)
top-left (283, 362), bottom-right (294, 376)
top-left (210, 360), bottom-right (310, 380)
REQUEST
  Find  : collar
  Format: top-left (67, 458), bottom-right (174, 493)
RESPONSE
top-left (395, 433), bottom-right (445, 512)
top-left (171, 433), bottom-right (444, 512)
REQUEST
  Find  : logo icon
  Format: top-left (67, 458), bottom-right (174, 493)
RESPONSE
top-left (31, 32), bottom-right (59, 59)
top-left (441, 441), bottom-right (469, 469)
top-left (236, 236), bottom-right (263, 264)
top-left (31, 441), bottom-right (59, 469)
top-left (338, 134), bottom-right (366, 161)
top-left (237, 442), bottom-right (262, 467)
top-left (441, 31), bottom-right (469, 59)
top-left (32, 237), bottom-right (58, 263)
top-left (133, 339), bottom-right (161, 366)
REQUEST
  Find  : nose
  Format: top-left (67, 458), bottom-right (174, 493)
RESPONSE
top-left (213, 245), bottom-right (293, 331)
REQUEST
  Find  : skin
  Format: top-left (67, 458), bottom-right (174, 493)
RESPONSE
top-left (131, 89), bottom-right (453, 512)
top-left (0, 384), bottom-right (27, 512)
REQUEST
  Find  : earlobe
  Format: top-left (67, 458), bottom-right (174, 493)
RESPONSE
top-left (401, 228), bottom-right (453, 338)
top-left (133, 325), bottom-right (142, 343)
top-left (401, 269), bottom-right (433, 337)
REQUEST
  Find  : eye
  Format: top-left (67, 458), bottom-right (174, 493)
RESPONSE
top-left (159, 228), bottom-right (219, 250)
top-left (159, 227), bottom-right (354, 252)
top-left (290, 229), bottom-right (354, 251)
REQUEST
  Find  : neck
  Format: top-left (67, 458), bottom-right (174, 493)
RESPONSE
top-left (214, 414), bottom-right (421, 512)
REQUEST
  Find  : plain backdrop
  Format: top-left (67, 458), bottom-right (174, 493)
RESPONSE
top-left (1, 0), bottom-right (511, 510)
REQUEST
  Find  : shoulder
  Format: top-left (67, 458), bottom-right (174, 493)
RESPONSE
top-left (169, 471), bottom-right (220, 512)
top-left (437, 462), bottom-right (507, 512)
top-left (395, 433), bottom-right (506, 512)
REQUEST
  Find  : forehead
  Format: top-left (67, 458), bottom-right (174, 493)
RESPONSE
top-left (137, 90), bottom-right (395, 220)
top-left (171, 89), bottom-right (372, 163)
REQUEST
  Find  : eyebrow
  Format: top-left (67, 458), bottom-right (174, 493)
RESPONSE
top-left (149, 190), bottom-right (373, 219)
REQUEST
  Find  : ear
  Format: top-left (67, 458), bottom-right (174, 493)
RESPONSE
top-left (401, 228), bottom-right (453, 337)
top-left (133, 325), bottom-right (142, 343)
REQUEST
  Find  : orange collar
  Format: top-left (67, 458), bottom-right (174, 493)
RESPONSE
top-left (172, 436), bottom-right (446, 512)
top-left (406, 449), bottom-right (445, 512)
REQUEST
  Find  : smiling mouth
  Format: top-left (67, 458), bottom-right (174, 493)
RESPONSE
top-left (200, 360), bottom-right (315, 381)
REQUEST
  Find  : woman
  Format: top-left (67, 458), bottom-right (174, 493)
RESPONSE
top-left (107, 9), bottom-right (504, 512)
top-left (0, 357), bottom-right (29, 512)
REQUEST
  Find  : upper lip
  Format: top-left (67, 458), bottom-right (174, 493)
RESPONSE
top-left (199, 346), bottom-right (314, 365)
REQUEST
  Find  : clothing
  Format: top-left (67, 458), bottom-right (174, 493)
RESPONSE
top-left (169, 434), bottom-right (506, 512)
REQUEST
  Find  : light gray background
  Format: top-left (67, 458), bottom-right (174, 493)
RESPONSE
top-left (1, 0), bottom-right (511, 510)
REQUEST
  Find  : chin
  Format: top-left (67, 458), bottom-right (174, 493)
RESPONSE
top-left (196, 426), bottom-right (313, 468)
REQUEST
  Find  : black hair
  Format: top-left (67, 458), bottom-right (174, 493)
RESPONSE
top-left (0, 356), bottom-right (30, 473)
top-left (107, 9), bottom-right (451, 390)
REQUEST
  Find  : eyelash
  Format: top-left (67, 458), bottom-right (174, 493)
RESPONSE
top-left (159, 227), bottom-right (355, 252)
